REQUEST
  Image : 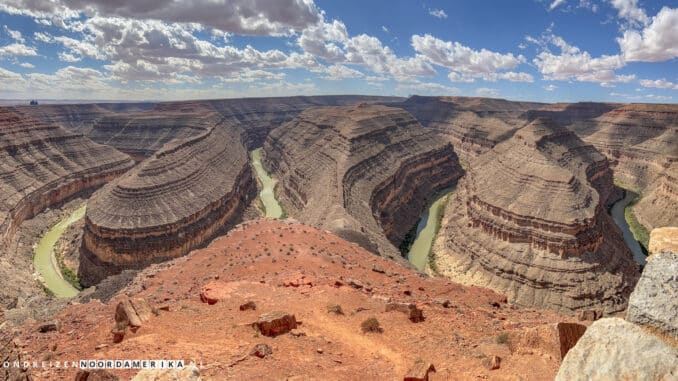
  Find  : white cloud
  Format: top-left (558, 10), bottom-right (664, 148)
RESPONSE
top-left (532, 34), bottom-right (633, 84)
top-left (396, 80), bottom-right (459, 95)
top-left (544, 84), bottom-right (558, 91)
top-left (0, 43), bottom-right (38, 57)
top-left (4, 26), bottom-right (24, 43)
top-left (19, 62), bottom-right (35, 68)
top-left (33, 32), bottom-right (53, 43)
top-left (617, 7), bottom-right (678, 62)
top-left (429, 9), bottom-right (448, 19)
top-left (549, 0), bottom-right (567, 11)
top-left (219, 69), bottom-right (285, 83)
top-left (58, 51), bottom-right (81, 62)
top-left (381, 26), bottom-right (388, 33)
top-left (639, 78), bottom-right (678, 90)
top-left (476, 87), bottom-right (499, 97)
top-left (610, 0), bottom-right (649, 26)
top-left (322, 64), bottom-right (363, 80)
top-left (0, 0), bottom-right (322, 36)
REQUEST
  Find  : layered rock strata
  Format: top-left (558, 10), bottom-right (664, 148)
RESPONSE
top-left (396, 96), bottom-right (544, 162)
top-left (80, 114), bottom-right (256, 285)
top-left (264, 104), bottom-right (463, 260)
top-left (0, 108), bottom-right (134, 243)
top-left (432, 118), bottom-right (639, 313)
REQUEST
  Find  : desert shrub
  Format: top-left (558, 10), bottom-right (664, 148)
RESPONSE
top-left (496, 332), bottom-right (509, 345)
top-left (361, 317), bottom-right (383, 333)
top-left (327, 304), bottom-right (344, 315)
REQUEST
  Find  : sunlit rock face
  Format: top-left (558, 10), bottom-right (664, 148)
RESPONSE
top-left (432, 118), bottom-right (639, 313)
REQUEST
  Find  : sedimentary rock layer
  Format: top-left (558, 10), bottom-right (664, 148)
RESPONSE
top-left (80, 113), bottom-right (256, 285)
top-left (0, 107), bottom-right (134, 243)
top-left (396, 96), bottom-right (544, 162)
top-left (432, 118), bottom-right (639, 313)
top-left (264, 104), bottom-right (463, 260)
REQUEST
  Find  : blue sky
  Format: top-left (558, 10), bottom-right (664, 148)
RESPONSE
top-left (0, 0), bottom-right (676, 102)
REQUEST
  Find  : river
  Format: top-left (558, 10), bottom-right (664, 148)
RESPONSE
top-left (407, 187), bottom-right (455, 271)
top-left (610, 190), bottom-right (647, 265)
top-left (33, 204), bottom-right (86, 298)
top-left (251, 148), bottom-right (284, 219)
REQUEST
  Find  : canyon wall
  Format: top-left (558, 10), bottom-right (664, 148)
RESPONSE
top-left (432, 118), bottom-right (639, 313)
top-left (263, 104), bottom-right (463, 261)
top-left (79, 112), bottom-right (256, 285)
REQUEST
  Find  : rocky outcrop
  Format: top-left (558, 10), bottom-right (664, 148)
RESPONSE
top-left (80, 115), bottom-right (255, 285)
top-left (0, 108), bottom-right (134, 244)
top-left (263, 104), bottom-right (463, 260)
top-left (648, 227), bottom-right (678, 255)
top-left (556, 318), bottom-right (678, 381)
top-left (626, 249), bottom-right (677, 340)
top-left (432, 118), bottom-right (639, 313)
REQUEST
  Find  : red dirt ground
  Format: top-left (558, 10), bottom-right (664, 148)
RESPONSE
top-left (17, 219), bottom-right (579, 380)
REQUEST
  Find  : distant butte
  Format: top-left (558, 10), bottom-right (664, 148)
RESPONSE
top-left (432, 118), bottom-right (640, 313)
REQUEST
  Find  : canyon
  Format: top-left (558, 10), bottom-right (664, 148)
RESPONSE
top-left (431, 118), bottom-right (640, 313)
top-left (0, 95), bottom-right (674, 380)
top-left (263, 104), bottom-right (464, 261)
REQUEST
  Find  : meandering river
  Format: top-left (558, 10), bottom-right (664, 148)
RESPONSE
top-left (33, 204), bottom-right (86, 297)
top-left (610, 190), bottom-right (647, 265)
top-left (407, 187), bottom-right (455, 271)
top-left (251, 148), bottom-right (284, 219)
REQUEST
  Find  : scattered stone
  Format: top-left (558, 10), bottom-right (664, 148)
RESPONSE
top-left (334, 280), bottom-right (344, 287)
top-left (508, 322), bottom-right (587, 360)
top-left (199, 281), bottom-right (230, 305)
top-left (94, 344), bottom-right (108, 350)
top-left (327, 304), bottom-right (344, 315)
top-left (316, 348), bottom-right (323, 354)
top-left (577, 309), bottom-right (602, 322)
top-left (250, 343), bottom-right (273, 358)
top-left (626, 250), bottom-right (677, 339)
top-left (348, 279), bottom-right (364, 289)
top-left (38, 320), bottom-right (60, 333)
top-left (433, 298), bottom-right (451, 308)
top-left (290, 329), bottom-right (306, 337)
top-left (556, 318), bottom-right (678, 381)
top-left (482, 355), bottom-right (501, 370)
top-left (385, 303), bottom-right (425, 323)
top-left (371, 265), bottom-right (385, 274)
top-left (111, 328), bottom-right (125, 343)
top-left (239, 301), bottom-right (257, 311)
top-left (253, 311), bottom-right (298, 337)
top-left (403, 360), bottom-right (436, 381)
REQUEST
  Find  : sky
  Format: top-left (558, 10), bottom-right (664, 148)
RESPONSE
top-left (0, 0), bottom-right (676, 103)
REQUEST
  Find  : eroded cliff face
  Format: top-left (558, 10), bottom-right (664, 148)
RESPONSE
top-left (432, 118), bottom-right (639, 313)
top-left (80, 113), bottom-right (256, 285)
top-left (0, 107), bottom-right (134, 308)
top-left (396, 96), bottom-right (545, 162)
top-left (263, 104), bottom-right (463, 261)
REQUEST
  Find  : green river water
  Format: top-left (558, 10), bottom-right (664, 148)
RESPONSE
top-left (251, 148), bottom-right (284, 219)
top-left (407, 187), bottom-right (455, 271)
top-left (33, 204), bottom-right (86, 297)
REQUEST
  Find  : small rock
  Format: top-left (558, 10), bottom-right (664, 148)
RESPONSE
top-left (433, 298), bottom-right (451, 308)
top-left (371, 265), bottom-right (385, 274)
top-left (316, 348), bottom-right (323, 354)
top-left (38, 320), bottom-right (60, 333)
top-left (239, 301), bottom-right (257, 311)
top-left (95, 344), bottom-right (108, 350)
top-left (482, 355), bottom-right (501, 370)
top-left (253, 311), bottom-right (298, 337)
top-left (290, 329), bottom-right (306, 337)
top-left (348, 279), bottom-right (364, 289)
top-left (577, 309), bottom-right (602, 322)
top-left (250, 343), bottom-right (273, 358)
top-left (404, 359), bottom-right (436, 381)
top-left (386, 303), bottom-right (425, 323)
top-left (111, 328), bottom-right (125, 343)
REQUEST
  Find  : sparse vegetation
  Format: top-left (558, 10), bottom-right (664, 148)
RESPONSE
top-left (361, 317), bottom-right (383, 333)
top-left (327, 304), bottom-right (344, 315)
top-left (624, 196), bottom-right (650, 253)
top-left (496, 332), bottom-right (509, 345)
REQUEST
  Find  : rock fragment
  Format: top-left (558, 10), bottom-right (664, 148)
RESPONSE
top-left (253, 311), bottom-right (298, 337)
top-left (403, 360), bottom-right (436, 381)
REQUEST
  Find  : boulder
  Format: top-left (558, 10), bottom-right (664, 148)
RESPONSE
top-left (199, 281), bottom-right (230, 305)
top-left (403, 360), bottom-right (436, 381)
top-left (115, 298), bottom-right (142, 332)
top-left (239, 301), bottom-right (257, 311)
top-left (481, 355), bottom-right (501, 370)
top-left (38, 320), bottom-right (60, 333)
top-left (626, 250), bottom-right (678, 339)
top-left (129, 298), bottom-right (152, 323)
top-left (386, 303), bottom-right (425, 323)
top-left (556, 318), bottom-right (678, 381)
top-left (253, 311), bottom-right (297, 337)
top-left (508, 322), bottom-right (587, 360)
top-left (131, 364), bottom-right (201, 381)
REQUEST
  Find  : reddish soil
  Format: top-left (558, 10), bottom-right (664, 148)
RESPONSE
top-left (17, 219), bottom-right (578, 380)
